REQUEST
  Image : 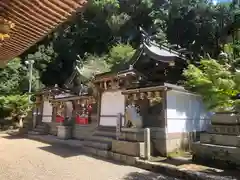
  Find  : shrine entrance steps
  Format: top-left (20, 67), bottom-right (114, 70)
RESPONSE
top-left (28, 124), bottom-right (49, 135)
top-left (80, 127), bottom-right (146, 165)
top-left (81, 127), bottom-right (116, 151)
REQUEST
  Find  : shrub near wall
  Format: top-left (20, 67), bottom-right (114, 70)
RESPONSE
top-left (0, 95), bottom-right (31, 130)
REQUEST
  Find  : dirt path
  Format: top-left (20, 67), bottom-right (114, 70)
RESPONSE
top-left (0, 134), bottom-right (181, 180)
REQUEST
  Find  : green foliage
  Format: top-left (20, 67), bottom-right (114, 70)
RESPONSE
top-left (92, 0), bottom-right (120, 10)
top-left (0, 58), bottom-right (29, 94)
top-left (20, 0), bottom-right (237, 87)
top-left (0, 58), bottom-right (33, 125)
top-left (80, 43), bottom-right (135, 78)
top-left (80, 54), bottom-right (111, 79)
top-left (183, 44), bottom-right (240, 112)
top-left (0, 95), bottom-right (30, 120)
top-left (106, 43), bottom-right (135, 70)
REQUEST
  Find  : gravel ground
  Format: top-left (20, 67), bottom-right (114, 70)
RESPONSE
top-left (0, 134), bottom-right (182, 180)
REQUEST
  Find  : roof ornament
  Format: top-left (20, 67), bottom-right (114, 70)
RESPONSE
top-left (139, 26), bottom-right (193, 61)
top-left (129, 64), bottom-right (133, 70)
top-left (0, 17), bottom-right (15, 41)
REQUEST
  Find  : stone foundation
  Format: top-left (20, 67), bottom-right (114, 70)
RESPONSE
top-left (192, 113), bottom-right (240, 167)
top-left (57, 126), bottom-right (72, 140)
top-left (112, 140), bottom-right (145, 157)
top-left (73, 123), bottom-right (97, 140)
top-left (211, 113), bottom-right (239, 124)
top-left (165, 131), bottom-right (201, 154)
top-left (119, 128), bottom-right (167, 156)
top-left (45, 122), bottom-right (60, 136)
top-left (119, 128), bottom-right (144, 142)
top-left (150, 128), bottom-right (167, 156)
top-left (208, 125), bottom-right (240, 135)
top-left (200, 133), bottom-right (240, 147)
top-left (118, 128), bottom-right (201, 156)
top-left (193, 142), bottom-right (240, 165)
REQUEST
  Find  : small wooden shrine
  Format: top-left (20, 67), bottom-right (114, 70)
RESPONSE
top-left (93, 32), bottom-right (188, 128)
top-left (92, 32), bottom-right (210, 156)
top-left (33, 67), bottom-right (97, 135)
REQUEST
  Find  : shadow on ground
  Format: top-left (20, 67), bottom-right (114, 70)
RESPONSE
top-left (38, 144), bottom-right (85, 158)
top-left (2, 135), bottom-right (24, 139)
top-left (123, 172), bottom-right (175, 180)
top-left (152, 157), bottom-right (240, 179)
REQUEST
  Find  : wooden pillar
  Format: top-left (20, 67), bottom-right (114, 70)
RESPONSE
top-left (39, 96), bottom-right (44, 124)
top-left (72, 100), bottom-right (76, 122)
top-left (162, 89), bottom-right (168, 128)
top-left (96, 91), bottom-right (102, 126)
top-left (123, 94), bottom-right (128, 127)
top-left (51, 102), bottom-right (56, 123)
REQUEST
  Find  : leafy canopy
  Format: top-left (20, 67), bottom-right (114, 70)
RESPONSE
top-left (183, 44), bottom-right (240, 112)
top-left (81, 43), bottom-right (135, 78)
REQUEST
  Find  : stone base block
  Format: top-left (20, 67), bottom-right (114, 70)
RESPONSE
top-left (57, 126), bottom-right (72, 140)
top-left (112, 140), bottom-right (145, 157)
top-left (47, 122), bottom-right (60, 136)
top-left (152, 139), bottom-right (167, 156)
top-left (208, 125), bottom-right (240, 135)
top-left (73, 124), bottom-right (96, 140)
top-left (119, 128), bottom-right (144, 142)
top-left (211, 113), bottom-right (239, 125)
top-left (119, 128), bottom-right (166, 142)
top-left (200, 133), bottom-right (240, 147)
top-left (192, 142), bottom-right (240, 165)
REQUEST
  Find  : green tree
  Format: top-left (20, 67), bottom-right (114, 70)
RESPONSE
top-left (21, 0), bottom-right (236, 87)
top-left (152, 0), bottom-right (233, 59)
top-left (0, 58), bottom-right (33, 127)
top-left (106, 43), bottom-right (135, 70)
top-left (183, 44), bottom-right (240, 112)
top-left (0, 58), bottom-right (29, 94)
top-left (81, 43), bottom-right (135, 75)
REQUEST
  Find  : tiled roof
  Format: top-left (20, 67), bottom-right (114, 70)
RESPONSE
top-left (0, 0), bottom-right (88, 63)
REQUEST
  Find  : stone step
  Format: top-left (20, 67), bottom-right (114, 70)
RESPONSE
top-left (211, 113), bottom-right (239, 125)
top-left (82, 140), bottom-right (111, 150)
top-left (33, 128), bottom-right (46, 133)
top-left (35, 125), bottom-right (45, 129)
top-left (112, 139), bottom-right (145, 157)
top-left (192, 142), bottom-right (240, 165)
top-left (200, 133), bottom-right (240, 147)
top-left (84, 135), bottom-right (113, 143)
top-left (28, 131), bottom-right (46, 135)
top-left (94, 130), bottom-right (116, 138)
top-left (207, 124), bottom-right (240, 135)
top-left (82, 146), bottom-right (138, 165)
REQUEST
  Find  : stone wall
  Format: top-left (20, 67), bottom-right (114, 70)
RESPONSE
top-left (192, 113), bottom-right (240, 166)
top-left (112, 140), bottom-right (145, 157)
top-left (150, 128), bottom-right (167, 156)
top-left (45, 122), bottom-right (60, 135)
top-left (119, 128), bottom-right (167, 156)
top-left (165, 131), bottom-right (202, 154)
top-left (72, 123), bottom-right (97, 140)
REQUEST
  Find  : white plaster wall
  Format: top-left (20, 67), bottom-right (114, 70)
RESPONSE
top-left (42, 101), bottom-right (53, 123)
top-left (166, 90), bottom-right (211, 133)
top-left (65, 101), bottom-right (73, 118)
top-left (100, 90), bottom-right (125, 126)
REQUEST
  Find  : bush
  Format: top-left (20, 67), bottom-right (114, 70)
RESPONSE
top-left (0, 95), bottom-right (31, 125)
